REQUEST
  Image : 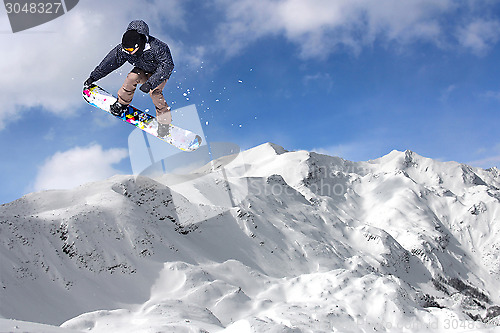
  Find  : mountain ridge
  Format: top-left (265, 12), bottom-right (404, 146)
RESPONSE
top-left (1, 142), bottom-right (499, 332)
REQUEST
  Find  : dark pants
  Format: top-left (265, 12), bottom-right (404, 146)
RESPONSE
top-left (117, 67), bottom-right (171, 125)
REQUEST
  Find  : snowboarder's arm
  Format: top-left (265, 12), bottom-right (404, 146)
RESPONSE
top-left (146, 41), bottom-right (174, 90)
top-left (89, 45), bottom-right (127, 82)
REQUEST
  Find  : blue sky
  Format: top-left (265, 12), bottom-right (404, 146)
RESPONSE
top-left (1, 0), bottom-right (500, 204)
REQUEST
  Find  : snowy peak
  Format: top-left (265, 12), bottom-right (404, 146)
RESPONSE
top-left (258, 142), bottom-right (288, 155)
top-left (238, 142), bottom-right (288, 162)
top-left (1, 143), bottom-right (500, 332)
top-left (366, 149), bottom-right (500, 193)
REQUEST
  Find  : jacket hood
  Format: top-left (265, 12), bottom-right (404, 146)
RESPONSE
top-left (127, 20), bottom-right (150, 38)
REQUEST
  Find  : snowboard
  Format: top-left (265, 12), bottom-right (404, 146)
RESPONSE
top-left (83, 84), bottom-right (202, 152)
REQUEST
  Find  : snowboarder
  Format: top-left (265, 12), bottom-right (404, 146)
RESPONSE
top-left (84, 20), bottom-right (174, 138)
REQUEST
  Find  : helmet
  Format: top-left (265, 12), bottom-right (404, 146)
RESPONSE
top-left (122, 30), bottom-right (147, 54)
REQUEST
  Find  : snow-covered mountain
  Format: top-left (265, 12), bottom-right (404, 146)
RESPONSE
top-left (1, 143), bottom-right (500, 333)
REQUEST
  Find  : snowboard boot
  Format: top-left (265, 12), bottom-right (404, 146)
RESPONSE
top-left (109, 101), bottom-right (128, 117)
top-left (157, 122), bottom-right (170, 138)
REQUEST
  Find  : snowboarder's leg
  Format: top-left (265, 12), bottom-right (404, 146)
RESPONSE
top-left (150, 79), bottom-right (171, 125)
top-left (117, 67), bottom-right (149, 105)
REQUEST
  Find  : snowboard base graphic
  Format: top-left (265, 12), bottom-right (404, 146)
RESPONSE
top-left (83, 84), bottom-right (202, 152)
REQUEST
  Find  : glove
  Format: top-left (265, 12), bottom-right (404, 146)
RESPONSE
top-left (84, 77), bottom-right (94, 89)
top-left (140, 82), bottom-right (152, 93)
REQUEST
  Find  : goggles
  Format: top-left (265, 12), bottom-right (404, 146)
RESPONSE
top-left (123, 44), bottom-right (139, 53)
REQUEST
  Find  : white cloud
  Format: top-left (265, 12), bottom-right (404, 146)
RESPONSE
top-left (303, 73), bottom-right (334, 93)
top-left (213, 0), bottom-right (499, 58)
top-left (457, 19), bottom-right (500, 55)
top-left (468, 143), bottom-right (500, 169)
top-left (468, 155), bottom-right (500, 169)
top-left (310, 141), bottom-right (386, 162)
top-left (33, 144), bottom-right (128, 191)
top-left (482, 90), bottom-right (500, 101)
top-left (439, 84), bottom-right (457, 103)
top-left (0, 0), bottom-right (190, 129)
top-left (3, 0), bottom-right (500, 130)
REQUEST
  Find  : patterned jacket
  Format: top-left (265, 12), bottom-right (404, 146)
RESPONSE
top-left (89, 20), bottom-right (174, 89)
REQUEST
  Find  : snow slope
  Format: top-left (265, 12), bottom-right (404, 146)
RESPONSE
top-left (1, 143), bottom-right (500, 332)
